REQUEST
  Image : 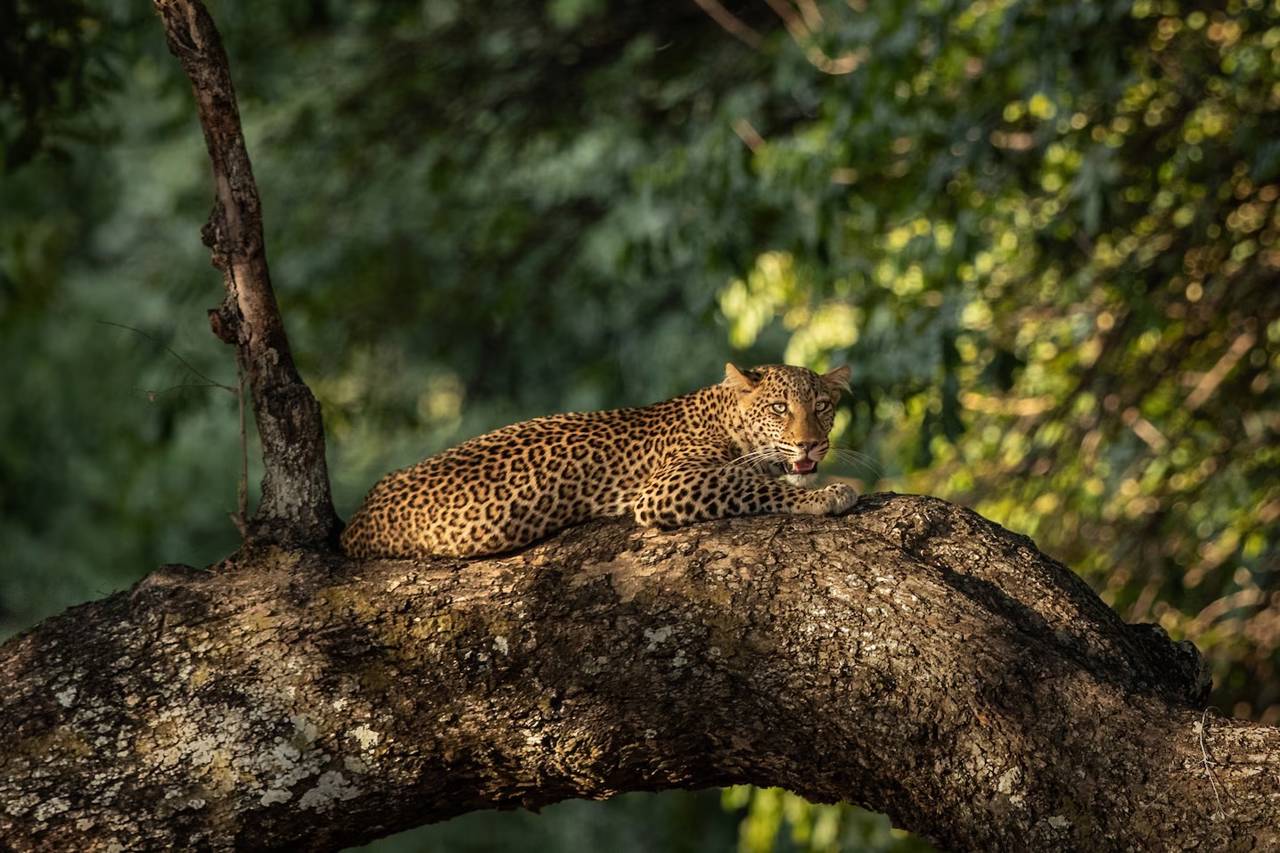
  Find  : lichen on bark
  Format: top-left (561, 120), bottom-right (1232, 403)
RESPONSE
top-left (1, 495), bottom-right (1277, 852)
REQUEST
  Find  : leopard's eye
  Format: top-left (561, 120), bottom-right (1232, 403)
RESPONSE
top-left (814, 399), bottom-right (831, 413)
top-left (770, 402), bottom-right (788, 415)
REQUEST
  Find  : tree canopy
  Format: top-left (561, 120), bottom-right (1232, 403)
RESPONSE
top-left (1, 0), bottom-right (1276, 850)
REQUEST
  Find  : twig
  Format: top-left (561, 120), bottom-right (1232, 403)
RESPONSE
top-left (765, 517), bottom-right (788, 549)
top-left (1198, 707), bottom-right (1226, 820)
top-left (136, 382), bottom-right (232, 401)
top-left (732, 117), bottom-right (766, 152)
top-left (689, 0), bottom-right (763, 49)
top-left (764, 0), bottom-right (812, 42)
top-left (764, 0), bottom-right (865, 74)
top-left (1185, 331), bottom-right (1256, 411)
top-left (793, 0), bottom-right (823, 29)
top-left (99, 320), bottom-right (236, 396)
top-left (233, 353), bottom-right (249, 537)
top-left (103, 318), bottom-right (251, 536)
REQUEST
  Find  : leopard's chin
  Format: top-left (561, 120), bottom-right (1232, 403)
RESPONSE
top-left (781, 472), bottom-right (818, 487)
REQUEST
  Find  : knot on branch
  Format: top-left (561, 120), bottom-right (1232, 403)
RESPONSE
top-left (200, 201), bottom-right (251, 276)
top-left (207, 303), bottom-right (240, 345)
top-left (200, 206), bottom-right (224, 255)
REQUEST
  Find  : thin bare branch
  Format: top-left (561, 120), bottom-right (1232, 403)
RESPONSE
top-left (1185, 331), bottom-right (1256, 410)
top-left (689, 0), bottom-right (764, 49)
top-left (732, 117), bottom-right (766, 151)
top-left (98, 320), bottom-right (236, 394)
top-left (764, 0), bottom-right (867, 75)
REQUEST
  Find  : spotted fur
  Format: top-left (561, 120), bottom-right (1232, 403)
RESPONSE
top-left (341, 363), bottom-right (857, 559)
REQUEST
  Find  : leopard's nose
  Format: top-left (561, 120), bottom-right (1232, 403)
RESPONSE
top-left (796, 440), bottom-right (825, 458)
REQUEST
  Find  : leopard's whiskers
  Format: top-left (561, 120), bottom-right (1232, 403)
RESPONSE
top-left (729, 446), bottom-right (788, 471)
top-left (827, 447), bottom-right (884, 478)
top-left (728, 447), bottom-right (778, 464)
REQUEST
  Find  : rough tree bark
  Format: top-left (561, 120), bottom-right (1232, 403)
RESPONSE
top-left (153, 0), bottom-right (339, 548)
top-left (1, 496), bottom-right (1277, 852)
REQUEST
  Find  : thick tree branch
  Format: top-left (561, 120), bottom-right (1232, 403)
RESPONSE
top-left (2, 495), bottom-right (1276, 851)
top-left (152, 0), bottom-right (339, 548)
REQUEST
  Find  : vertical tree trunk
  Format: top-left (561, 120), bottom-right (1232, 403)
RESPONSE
top-left (153, 0), bottom-right (340, 548)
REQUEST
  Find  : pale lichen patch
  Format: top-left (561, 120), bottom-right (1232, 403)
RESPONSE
top-left (32, 796), bottom-right (70, 823)
top-left (996, 766), bottom-right (1021, 794)
top-left (290, 714), bottom-right (320, 746)
top-left (55, 686), bottom-right (77, 708)
top-left (349, 725), bottom-right (380, 750)
top-left (187, 737), bottom-right (219, 766)
top-left (6, 792), bottom-right (39, 817)
top-left (643, 625), bottom-right (674, 650)
top-left (261, 739), bottom-right (327, 798)
top-left (260, 788), bottom-right (291, 807)
top-left (297, 770), bottom-right (359, 810)
top-left (269, 742), bottom-right (301, 766)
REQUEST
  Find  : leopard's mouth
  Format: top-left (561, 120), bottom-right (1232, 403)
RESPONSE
top-left (790, 459), bottom-right (817, 475)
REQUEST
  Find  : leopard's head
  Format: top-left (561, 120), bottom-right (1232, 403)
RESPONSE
top-left (722, 363), bottom-right (851, 482)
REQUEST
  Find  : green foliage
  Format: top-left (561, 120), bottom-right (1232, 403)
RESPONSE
top-left (0, 0), bottom-right (118, 169)
top-left (2, 0), bottom-right (1277, 850)
top-left (722, 787), bottom-right (931, 853)
top-left (348, 790), bottom-right (741, 853)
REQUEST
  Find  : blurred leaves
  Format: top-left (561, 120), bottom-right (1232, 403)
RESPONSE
top-left (0, 0), bottom-right (122, 170)
top-left (723, 787), bottom-right (930, 853)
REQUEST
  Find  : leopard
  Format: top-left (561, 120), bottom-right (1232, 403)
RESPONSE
top-left (340, 363), bottom-right (858, 559)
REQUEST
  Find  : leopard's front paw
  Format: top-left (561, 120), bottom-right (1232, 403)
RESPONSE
top-left (817, 483), bottom-right (858, 516)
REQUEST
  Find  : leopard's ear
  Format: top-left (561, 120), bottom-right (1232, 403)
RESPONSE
top-left (821, 365), bottom-right (852, 396)
top-left (723, 363), bottom-right (759, 393)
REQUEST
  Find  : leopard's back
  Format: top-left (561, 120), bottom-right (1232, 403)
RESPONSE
top-left (340, 391), bottom-right (726, 558)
